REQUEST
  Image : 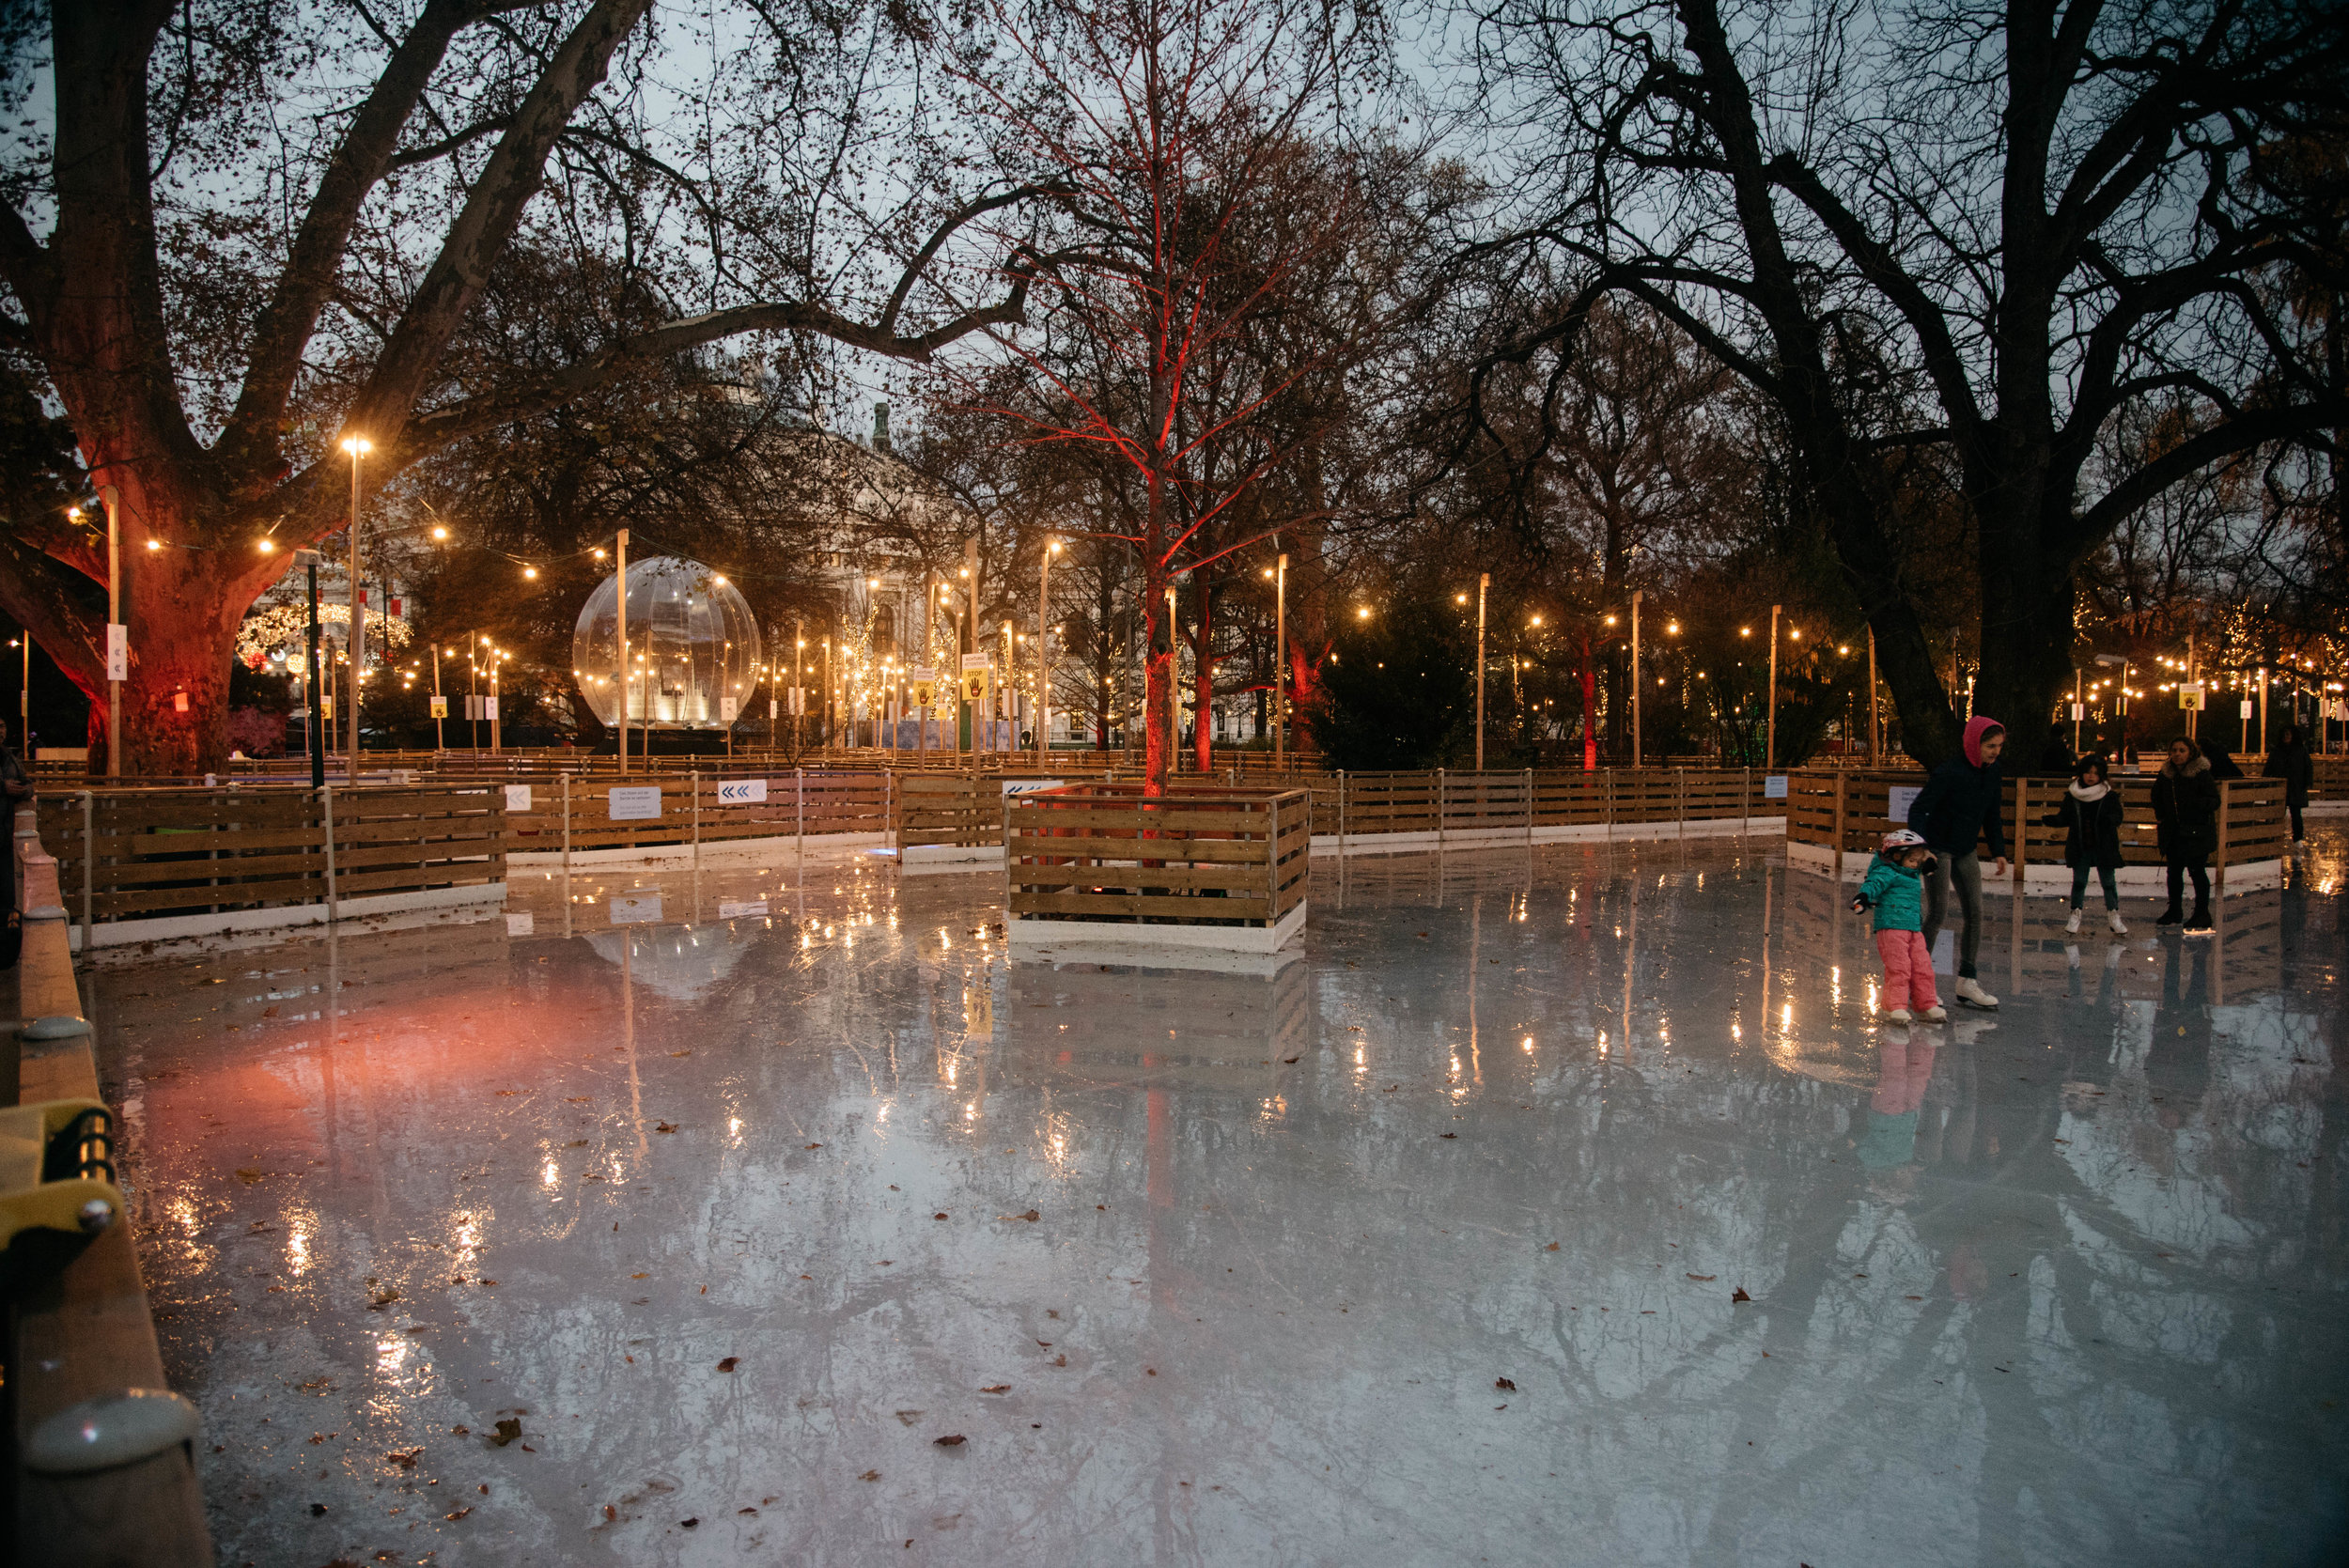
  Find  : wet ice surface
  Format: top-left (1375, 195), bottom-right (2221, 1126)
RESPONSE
top-left (94, 827), bottom-right (2349, 1568)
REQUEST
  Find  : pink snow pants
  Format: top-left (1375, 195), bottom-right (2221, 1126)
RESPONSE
top-left (1875, 929), bottom-right (1938, 1012)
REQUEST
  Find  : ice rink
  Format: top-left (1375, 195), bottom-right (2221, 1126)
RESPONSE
top-left (94, 829), bottom-right (2349, 1566)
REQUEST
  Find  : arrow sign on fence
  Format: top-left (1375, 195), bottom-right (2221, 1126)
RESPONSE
top-left (717, 778), bottom-right (768, 805)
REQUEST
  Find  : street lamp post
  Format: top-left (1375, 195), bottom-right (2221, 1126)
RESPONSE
top-left (614, 526), bottom-right (630, 775)
top-left (1038, 541), bottom-right (1056, 768)
top-left (340, 437), bottom-right (369, 782)
top-left (1630, 588), bottom-right (1642, 768)
top-left (99, 487), bottom-right (122, 777)
top-left (1273, 552), bottom-right (1288, 772)
top-left (1766, 602), bottom-right (1781, 768)
top-left (1867, 626), bottom-right (1879, 761)
top-left (431, 642), bottom-right (444, 753)
top-left (303, 555), bottom-right (324, 789)
top-left (1475, 572), bottom-right (1490, 770)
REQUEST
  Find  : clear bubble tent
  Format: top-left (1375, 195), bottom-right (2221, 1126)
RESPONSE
top-left (570, 556), bottom-right (762, 728)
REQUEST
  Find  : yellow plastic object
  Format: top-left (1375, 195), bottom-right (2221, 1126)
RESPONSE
top-left (0, 1097), bottom-right (124, 1248)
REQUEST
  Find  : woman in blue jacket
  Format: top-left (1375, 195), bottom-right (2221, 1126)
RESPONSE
top-left (1906, 716), bottom-right (2008, 1010)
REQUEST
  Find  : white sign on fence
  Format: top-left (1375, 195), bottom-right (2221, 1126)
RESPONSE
top-left (1888, 784), bottom-right (1922, 824)
top-left (609, 784), bottom-right (662, 821)
top-left (2239, 700), bottom-right (2253, 719)
top-left (1763, 773), bottom-right (1789, 800)
top-left (717, 778), bottom-right (768, 804)
top-left (609, 888), bottom-right (662, 924)
top-left (718, 899), bottom-right (770, 919)
top-left (105, 623), bottom-right (127, 682)
top-left (505, 911), bottom-right (535, 936)
top-left (2070, 702), bottom-right (2085, 721)
top-left (719, 695), bottom-right (739, 722)
top-left (504, 784), bottom-right (532, 813)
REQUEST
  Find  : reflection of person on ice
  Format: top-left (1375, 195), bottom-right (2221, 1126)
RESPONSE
top-left (1907, 716), bottom-right (2008, 1009)
top-left (1854, 829), bottom-right (1945, 1025)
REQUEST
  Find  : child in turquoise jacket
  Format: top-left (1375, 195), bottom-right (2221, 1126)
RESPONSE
top-left (1853, 829), bottom-right (1946, 1024)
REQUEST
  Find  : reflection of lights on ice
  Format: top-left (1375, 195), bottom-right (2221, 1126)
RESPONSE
top-left (1781, 1001), bottom-right (1794, 1030)
top-left (964, 1102), bottom-right (978, 1121)
top-left (542, 1159), bottom-right (560, 1189)
top-left (1354, 1047), bottom-right (1365, 1069)
top-left (1596, 1030), bottom-right (1609, 1056)
top-left (1522, 1035), bottom-right (1535, 1053)
top-left (1731, 1021), bottom-right (1742, 1041)
top-left (286, 1221), bottom-right (311, 1276)
top-left (377, 1337), bottom-right (409, 1375)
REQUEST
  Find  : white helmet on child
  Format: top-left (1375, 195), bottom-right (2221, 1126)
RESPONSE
top-left (1880, 828), bottom-right (1927, 853)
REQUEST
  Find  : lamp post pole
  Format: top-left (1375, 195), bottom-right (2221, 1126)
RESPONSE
top-left (431, 643), bottom-right (444, 753)
top-left (1274, 552), bottom-right (1288, 771)
top-left (1867, 627), bottom-right (1879, 761)
top-left (305, 557), bottom-right (324, 789)
top-left (614, 527), bottom-right (630, 775)
top-left (1766, 602), bottom-right (1781, 769)
top-left (1630, 587), bottom-right (1643, 768)
top-left (101, 485), bottom-right (121, 777)
top-left (1475, 572), bottom-right (1489, 770)
top-left (341, 438), bottom-right (368, 783)
top-left (1038, 542), bottom-right (1053, 768)
top-left (15, 631), bottom-right (25, 751)
top-left (490, 648), bottom-right (503, 753)
top-left (2258, 665), bottom-right (2268, 756)
top-left (794, 617), bottom-right (805, 753)
top-left (2073, 667), bottom-right (2083, 755)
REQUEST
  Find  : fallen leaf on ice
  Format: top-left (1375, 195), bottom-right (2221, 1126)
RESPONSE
top-left (1439, 1133), bottom-right (1457, 1140)
top-left (488, 1419), bottom-right (522, 1447)
top-left (1494, 1377), bottom-right (1516, 1391)
top-left (1731, 1288), bottom-right (1752, 1303)
top-left (235, 1169), bottom-right (265, 1184)
top-left (860, 1470), bottom-right (881, 1482)
top-left (716, 1357), bottom-right (739, 1373)
top-left (979, 1385), bottom-right (1009, 1394)
top-left (443, 1507), bottom-right (472, 1521)
top-left (654, 1122), bottom-right (677, 1134)
top-left (369, 1288), bottom-right (400, 1309)
top-left (933, 1435), bottom-right (967, 1447)
top-left (804, 1143), bottom-right (823, 1150)
top-left (1545, 1242), bottom-right (1560, 1251)
top-left (387, 1449), bottom-right (422, 1469)
top-left (894, 1411), bottom-right (924, 1425)
top-left (1687, 1274), bottom-right (1716, 1281)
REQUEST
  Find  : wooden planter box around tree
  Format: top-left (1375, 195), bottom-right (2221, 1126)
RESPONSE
top-left (1005, 784), bottom-right (1309, 955)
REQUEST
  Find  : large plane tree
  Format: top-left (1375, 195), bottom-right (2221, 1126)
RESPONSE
top-left (1468, 0), bottom-right (2347, 766)
top-left (0, 0), bottom-right (1035, 772)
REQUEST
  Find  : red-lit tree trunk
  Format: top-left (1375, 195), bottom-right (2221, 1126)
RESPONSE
top-left (1579, 648), bottom-right (1601, 771)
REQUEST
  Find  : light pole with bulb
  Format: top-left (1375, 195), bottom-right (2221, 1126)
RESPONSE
top-left (1766, 603), bottom-right (1781, 768)
top-left (1038, 541), bottom-right (1059, 768)
top-left (339, 436), bottom-right (370, 780)
top-left (1273, 552), bottom-right (1288, 770)
top-left (1475, 573), bottom-right (1490, 769)
top-left (1630, 588), bottom-right (1643, 767)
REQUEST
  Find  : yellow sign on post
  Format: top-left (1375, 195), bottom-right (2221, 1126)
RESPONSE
top-left (961, 667), bottom-right (991, 704)
top-left (910, 677), bottom-right (938, 708)
top-left (2178, 682), bottom-right (2204, 711)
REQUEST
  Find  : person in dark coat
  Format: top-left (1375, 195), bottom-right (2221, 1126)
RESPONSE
top-left (2152, 736), bottom-right (2218, 932)
top-left (2202, 742), bottom-right (2244, 781)
top-left (2038, 732), bottom-right (2076, 775)
top-left (2263, 724), bottom-right (2313, 846)
top-left (1906, 715), bottom-right (2008, 1009)
top-left (2042, 754), bottom-right (2126, 936)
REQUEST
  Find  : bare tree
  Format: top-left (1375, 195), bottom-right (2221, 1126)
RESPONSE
top-left (0, 0), bottom-right (1044, 770)
top-left (1465, 0), bottom-right (2348, 765)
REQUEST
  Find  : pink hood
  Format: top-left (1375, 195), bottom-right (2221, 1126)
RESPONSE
top-left (1961, 716), bottom-right (2004, 768)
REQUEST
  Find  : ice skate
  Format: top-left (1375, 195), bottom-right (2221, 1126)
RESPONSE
top-left (1953, 976), bottom-right (1999, 1010)
top-left (2108, 910), bottom-right (2127, 936)
top-left (2064, 908), bottom-right (2083, 934)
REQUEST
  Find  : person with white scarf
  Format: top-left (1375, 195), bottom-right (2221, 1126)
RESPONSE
top-left (2040, 754), bottom-right (2126, 935)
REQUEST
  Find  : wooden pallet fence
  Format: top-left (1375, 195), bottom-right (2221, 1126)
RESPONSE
top-left (897, 774), bottom-right (1003, 850)
top-left (36, 784), bottom-right (504, 933)
top-left (1786, 769), bottom-right (2290, 884)
top-left (1006, 785), bottom-right (1309, 934)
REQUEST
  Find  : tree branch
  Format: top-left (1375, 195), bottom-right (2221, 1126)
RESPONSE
top-left (0, 535), bottom-right (103, 695)
top-left (350, 0), bottom-right (655, 440)
top-left (219, 0), bottom-right (483, 483)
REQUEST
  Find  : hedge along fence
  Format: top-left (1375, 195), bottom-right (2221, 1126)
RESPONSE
top-left (1005, 785), bottom-right (1312, 955)
top-left (1781, 769), bottom-right (2291, 893)
top-left (36, 784), bottom-right (506, 950)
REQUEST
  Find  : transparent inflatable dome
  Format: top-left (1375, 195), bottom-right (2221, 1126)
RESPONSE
top-left (572, 556), bottom-right (762, 728)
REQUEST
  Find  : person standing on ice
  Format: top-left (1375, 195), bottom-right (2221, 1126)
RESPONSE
top-left (1906, 716), bottom-right (2008, 1009)
top-left (1852, 828), bottom-right (1946, 1025)
top-left (2042, 753), bottom-right (2127, 936)
top-left (2152, 736), bottom-right (2219, 933)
